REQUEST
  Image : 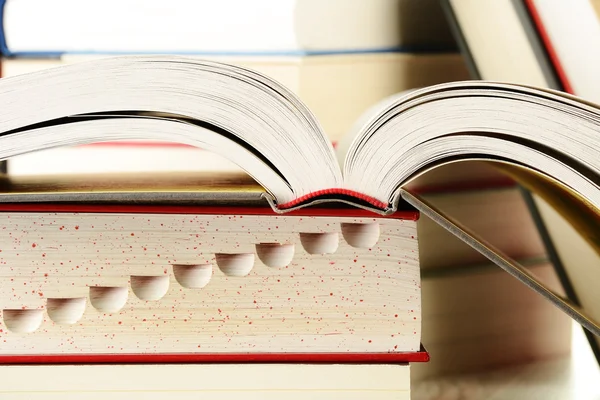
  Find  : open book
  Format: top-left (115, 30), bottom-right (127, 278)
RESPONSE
top-left (0, 56), bottom-right (597, 218)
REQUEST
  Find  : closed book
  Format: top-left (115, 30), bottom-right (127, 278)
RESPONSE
top-left (0, 363), bottom-right (413, 399)
top-left (0, 202), bottom-right (426, 361)
top-left (0, 0), bottom-right (456, 56)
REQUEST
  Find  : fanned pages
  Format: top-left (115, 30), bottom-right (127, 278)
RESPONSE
top-left (0, 56), bottom-right (598, 217)
top-left (0, 208), bottom-right (421, 356)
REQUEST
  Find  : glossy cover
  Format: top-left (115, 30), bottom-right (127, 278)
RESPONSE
top-left (523, 0), bottom-right (574, 94)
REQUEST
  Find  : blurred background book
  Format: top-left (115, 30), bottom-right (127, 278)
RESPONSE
top-left (1, 0), bottom-right (468, 174)
top-left (443, 0), bottom-right (600, 373)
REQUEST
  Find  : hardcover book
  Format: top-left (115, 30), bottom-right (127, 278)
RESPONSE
top-left (0, 204), bottom-right (425, 360)
top-left (1, 364), bottom-right (415, 399)
top-left (0, 55), bottom-right (597, 359)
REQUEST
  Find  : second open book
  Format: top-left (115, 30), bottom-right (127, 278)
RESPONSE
top-left (0, 55), bottom-right (598, 217)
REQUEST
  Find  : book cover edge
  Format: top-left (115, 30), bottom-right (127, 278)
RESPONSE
top-left (0, 201), bottom-right (419, 220)
top-left (0, 349), bottom-right (430, 365)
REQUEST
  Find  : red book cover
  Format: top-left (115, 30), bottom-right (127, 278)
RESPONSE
top-left (0, 202), bottom-right (417, 219)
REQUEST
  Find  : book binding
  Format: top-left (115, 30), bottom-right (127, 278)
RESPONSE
top-left (0, 348), bottom-right (430, 365)
top-left (262, 191), bottom-right (405, 216)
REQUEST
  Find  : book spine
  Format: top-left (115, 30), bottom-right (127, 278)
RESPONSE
top-left (523, 0), bottom-right (574, 93)
top-left (511, 0), bottom-right (563, 89)
top-left (277, 189), bottom-right (387, 211)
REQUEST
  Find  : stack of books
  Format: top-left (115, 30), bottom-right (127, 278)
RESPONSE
top-left (0, 1), bottom-right (582, 387)
top-left (0, 56), bottom-right (599, 397)
top-left (0, 1), bottom-right (466, 396)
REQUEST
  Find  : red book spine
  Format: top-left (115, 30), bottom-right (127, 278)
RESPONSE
top-left (524, 0), bottom-right (575, 94)
top-left (0, 350), bottom-right (429, 365)
top-left (278, 189), bottom-right (388, 211)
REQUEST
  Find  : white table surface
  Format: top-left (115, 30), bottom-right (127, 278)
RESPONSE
top-left (413, 324), bottom-right (600, 400)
